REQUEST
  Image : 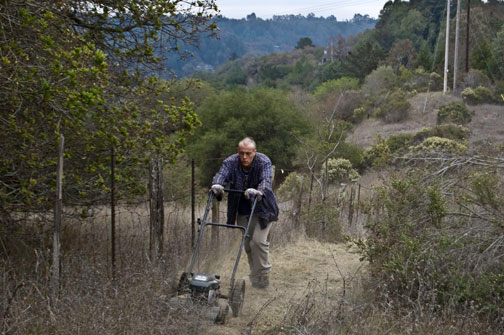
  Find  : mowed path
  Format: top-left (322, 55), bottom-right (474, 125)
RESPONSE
top-left (194, 237), bottom-right (363, 334)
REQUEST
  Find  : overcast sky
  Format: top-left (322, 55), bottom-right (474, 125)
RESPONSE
top-left (215, 0), bottom-right (392, 20)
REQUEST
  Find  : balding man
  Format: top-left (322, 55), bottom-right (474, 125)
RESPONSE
top-left (211, 137), bottom-right (279, 289)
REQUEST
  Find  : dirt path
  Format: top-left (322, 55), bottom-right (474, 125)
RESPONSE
top-left (191, 237), bottom-right (363, 334)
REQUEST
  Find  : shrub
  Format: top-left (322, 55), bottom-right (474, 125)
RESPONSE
top-left (462, 69), bottom-right (491, 89)
top-left (362, 66), bottom-right (398, 107)
top-left (437, 102), bottom-right (472, 125)
top-left (462, 86), bottom-right (494, 105)
top-left (304, 202), bottom-right (342, 242)
top-left (363, 136), bottom-right (391, 168)
top-left (376, 90), bottom-right (411, 123)
top-left (321, 158), bottom-right (360, 183)
top-left (411, 136), bottom-right (466, 153)
top-left (359, 166), bottom-right (504, 322)
top-left (413, 124), bottom-right (470, 143)
top-left (386, 133), bottom-right (413, 153)
top-left (313, 77), bottom-right (360, 100)
top-left (351, 106), bottom-right (368, 123)
top-left (277, 172), bottom-right (307, 202)
top-left (495, 80), bottom-right (504, 104)
top-left (402, 67), bottom-right (442, 92)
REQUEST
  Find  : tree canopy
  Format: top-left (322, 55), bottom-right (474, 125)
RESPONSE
top-left (0, 0), bottom-right (218, 224)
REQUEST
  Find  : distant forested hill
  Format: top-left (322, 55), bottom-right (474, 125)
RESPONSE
top-left (163, 13), bottom-right (377, 77)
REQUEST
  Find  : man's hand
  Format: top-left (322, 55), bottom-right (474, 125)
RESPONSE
top-left (211, 184), bottom-right (224, 196)
top-left (244, 188), bottom-right (263, 201)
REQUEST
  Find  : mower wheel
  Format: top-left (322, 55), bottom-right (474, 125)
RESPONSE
top-left (214, 300), bottom-right (229, 324)
top-left (177, 272), bottom-right (190, 294)
top-left (229, 279), bottom-right (245, 317)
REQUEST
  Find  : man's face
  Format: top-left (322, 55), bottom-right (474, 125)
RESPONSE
top-left (238, 143), bottom-right (256, 169)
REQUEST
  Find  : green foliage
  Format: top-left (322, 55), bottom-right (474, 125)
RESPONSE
top-left (462, 86), bottom-right (495, 105)
top-left (0, 1), bottom-right (217, 216)
top-left (187, 87), bottom-right (310, 184)
top-left (401, 67), bottom-right (442, 92)
top-left (304, 202), bottom-right (342, 242)
top-left (362, 66), bottom-right (398, 107)
top-left (386, 133), bottom-right (413, 153)
top-left (411, 136), bottom-right (467, 153)
top-left (376, 89), bottom-right (411, 123)
top-left (358, 164), bottom-right (504, 317)
top-left (413, 124), bottom-right (471, 143)
top-left (277, 172), bottom-right (308, 202)
top-left (284, 55), bottom-right (318, 89)
top-left (363, 136), bottom-right (392, 168)
top-left (437, 102), bottom-right (472, 125)
top-left (167, 14), bottom-right (377, 77)
top-left (295, 37), bottom-right (314, 49)
top-left (313, 77), bottom-right (360, 100)
top-left (341, 31), bottom-right (386, 80)
top-left (321, 158), bottom-right (360, 183)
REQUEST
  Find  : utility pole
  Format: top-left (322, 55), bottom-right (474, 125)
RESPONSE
top-left (443, 0), bottom-right (451, 95)
top-left (453, 0), bottom-right (461, 93)
top-left (466, 0), bottom-right (471, 72)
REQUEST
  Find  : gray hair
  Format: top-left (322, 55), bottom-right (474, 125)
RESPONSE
top-left (238, 137), bottom-right (256, 149)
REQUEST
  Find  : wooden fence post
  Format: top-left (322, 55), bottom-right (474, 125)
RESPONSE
top-left (348, 184), bottom-right (355, 226)
top-left (110, 146), bottom-right (116, 280)
top-left (294, 175), bottom-right (304, 227)
top-left (50, 134), bottom-right (64, 298)
top-left (149, 158), bottom-right (165, 264)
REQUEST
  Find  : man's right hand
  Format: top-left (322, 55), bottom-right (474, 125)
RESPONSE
top-left (211, 184), bottom-right (224, 196)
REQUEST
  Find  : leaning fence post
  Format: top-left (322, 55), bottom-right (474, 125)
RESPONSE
top-left (50, 134), bottom-right (64, 299)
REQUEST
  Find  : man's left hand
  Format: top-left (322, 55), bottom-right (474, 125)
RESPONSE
top-left (244, 188), bottom-right (262, 201)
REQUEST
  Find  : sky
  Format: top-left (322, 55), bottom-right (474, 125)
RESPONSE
top-left (215, 0), bottom-right (392, 21)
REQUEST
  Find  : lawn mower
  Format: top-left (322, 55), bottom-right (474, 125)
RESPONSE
top-left (176, 189), bottom-right (258, 324)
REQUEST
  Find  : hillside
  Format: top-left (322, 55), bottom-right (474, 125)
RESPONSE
top-left (162, 14), bottom-right (377, 77)
top-left (348, 92), bottom-right (504, 147)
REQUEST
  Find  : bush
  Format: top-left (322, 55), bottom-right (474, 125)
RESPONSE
top-left (277, 172), bottom-right (307, 202)
top-left (437, 102), bottom-right (472, 125)
top-left (495, 80), bottom-right (504, 104)
top-left (313, 77), bottom-right (360, 100)
top-left (376, 90), bottom-right (411, 123)
top-left (386, 133), bottom-right (413, 153)
top-left (462, 69), bottom-right (491, 89)
top-left (462, 86), bottom-right (495, 105)
top-left (351, 106), bottom-right (368, 123)
top-left (359, 165), bottom-right (504, 321)
top-left (411, 136), bottom-right (466, 153)
top-left (304, 202), bottom-right (342, 242)
top-left (362, 136), bottom-right (391, 168)
top-left (413, 124), bottom-right (471, 143)
top-left (321, 158), bottom-right (360, 183)
top-left (362, 66), bottom-right (398, 107)
top-left (402, 67), bottom-right (442, 92)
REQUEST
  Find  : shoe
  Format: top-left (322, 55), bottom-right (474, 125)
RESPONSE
top-left (252, 275), bottom-right (269, 289)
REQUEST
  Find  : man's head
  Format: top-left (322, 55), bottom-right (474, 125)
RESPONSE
top-left (238, 137), bottom-right (256, 170)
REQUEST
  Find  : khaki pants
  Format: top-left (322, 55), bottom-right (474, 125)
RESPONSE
top-left (237, 215), bottom-right (272, 281)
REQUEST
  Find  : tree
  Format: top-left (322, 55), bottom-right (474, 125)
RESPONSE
top-left (341, 32), bottom-right (386, 80)
top-left (187, 87), bottom-right (311, 184)
top-left (0, 1), bottom-right (218, 227)
top-left (295, 37), bottom-right (315, 49)
top-left (385, 39), bottom-right (418, 70)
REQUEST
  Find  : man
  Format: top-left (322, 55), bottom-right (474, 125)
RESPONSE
top-left (211, 137), bottom-right (279, 289)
